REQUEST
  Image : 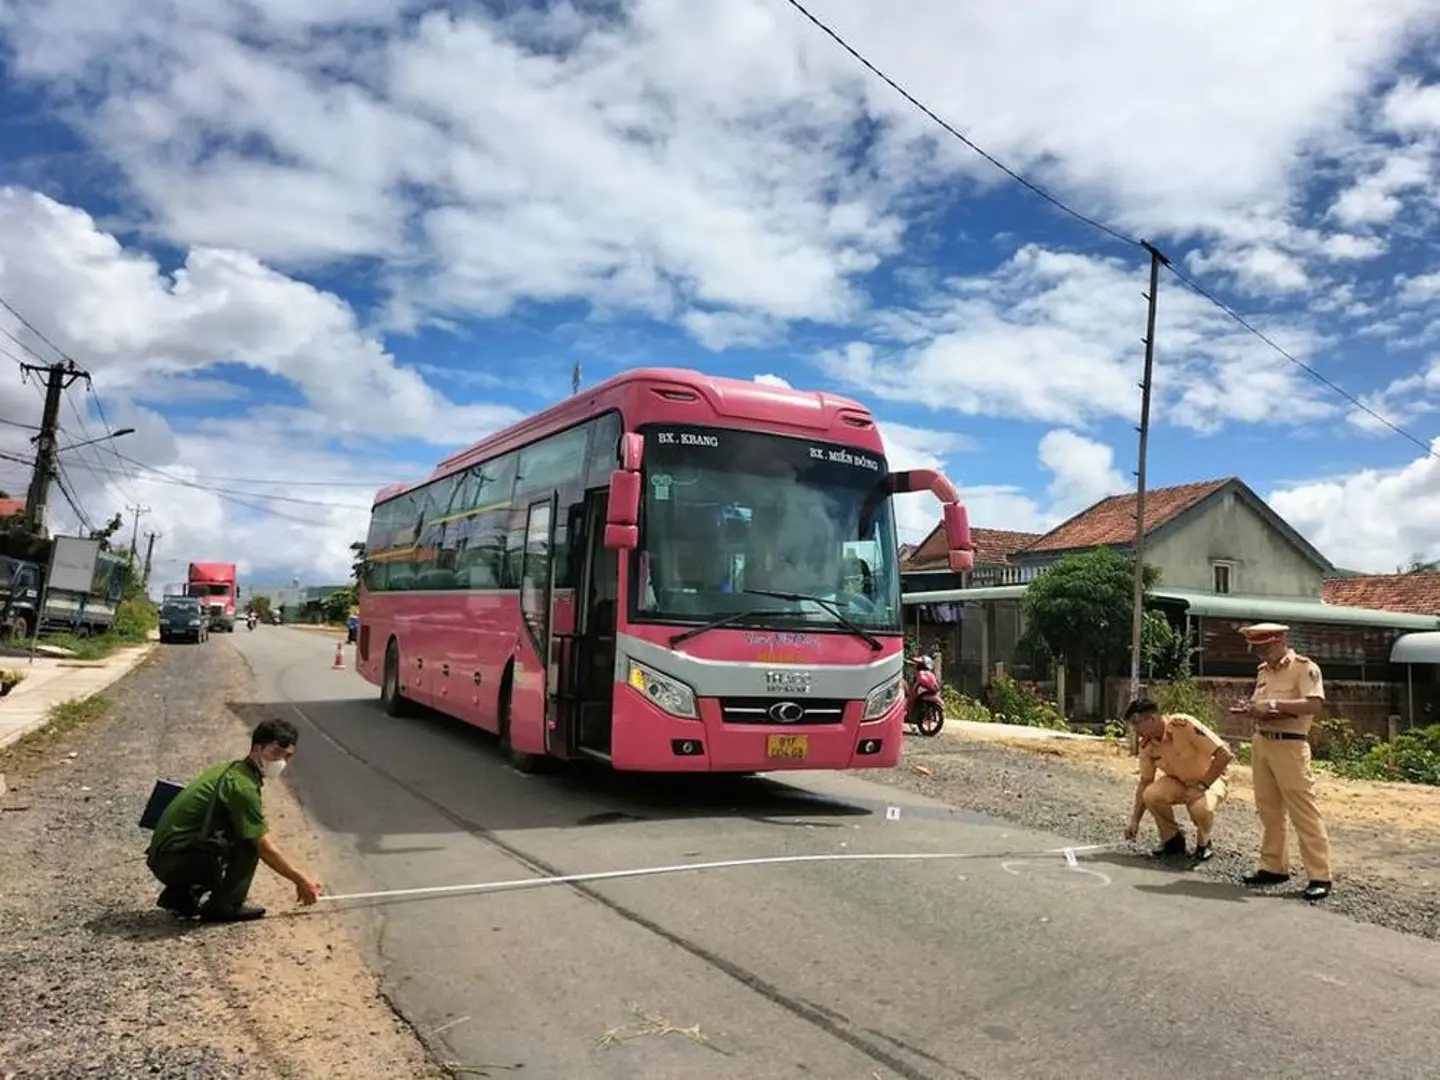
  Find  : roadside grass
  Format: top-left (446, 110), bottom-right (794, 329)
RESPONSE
top-left (2, 694), bottom-right (113, 764)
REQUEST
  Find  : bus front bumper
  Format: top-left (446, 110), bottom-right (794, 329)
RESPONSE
top-left (610, 689), bottom-right (904, 772)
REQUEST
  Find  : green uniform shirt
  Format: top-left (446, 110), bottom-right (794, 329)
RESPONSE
top-left (149, 758), bottom-right (268, 855)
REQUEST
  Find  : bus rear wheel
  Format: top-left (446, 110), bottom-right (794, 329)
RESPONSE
top-left (381, 640), bottom-right (414, 718)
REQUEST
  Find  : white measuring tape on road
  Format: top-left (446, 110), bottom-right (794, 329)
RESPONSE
top-left (316, 842), bottom-right (1127, 905)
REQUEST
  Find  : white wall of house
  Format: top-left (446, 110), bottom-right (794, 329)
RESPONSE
top-left (1145, 489), bottom-right (1323, 599)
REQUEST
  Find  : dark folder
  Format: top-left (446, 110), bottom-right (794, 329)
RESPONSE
top-left (138, 779), bottom-right (185, 830)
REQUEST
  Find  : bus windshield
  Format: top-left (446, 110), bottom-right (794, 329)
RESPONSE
top-left (632, 425), bottom-right (902, 633)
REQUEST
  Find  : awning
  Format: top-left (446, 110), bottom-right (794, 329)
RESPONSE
top-left (1155, 590), bottom-right (1440, 630)
top-left (1391, 632), bottom-right (1440, 664)
top-left (903, 584), bottom-right (1440, 630)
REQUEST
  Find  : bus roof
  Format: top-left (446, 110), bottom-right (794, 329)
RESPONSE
top-left (372, 366), bottom-right (879, 507)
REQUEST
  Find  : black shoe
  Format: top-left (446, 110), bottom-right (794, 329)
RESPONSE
top-left (1303, 880), bottom-right (1332, 902)
top-left (1194, 842), bottom-right (1214, 862)
top-left (156, 885), bottom-right (199, 918)
top-left (199, 904), bottom-right (266, 923)
top-left (1241, 870), bottom-right (1291, 887)
top-left (1151, 834), bottom-right (1187, 858)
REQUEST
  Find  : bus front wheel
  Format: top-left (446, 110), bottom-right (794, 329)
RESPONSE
top-left (497, 670), bottom-right (543, 774)
top-left (381, 640), bottom-right (414, 718)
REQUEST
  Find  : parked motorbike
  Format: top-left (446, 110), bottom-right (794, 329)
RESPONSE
top-left (903, 655), bottom-right (945, 737)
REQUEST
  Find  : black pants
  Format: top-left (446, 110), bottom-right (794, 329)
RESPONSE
top-left (148, 839), bottom-right (259, 913)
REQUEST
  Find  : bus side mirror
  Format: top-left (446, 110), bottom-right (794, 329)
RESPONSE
top-left (944, 502), bottom-right (974, 572)
top-left (619, 432), bottom-right (644, 472)
top-left (604, 470), bottom-right (641, 551)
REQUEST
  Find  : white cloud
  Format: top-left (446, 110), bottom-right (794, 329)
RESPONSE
top-left (751, 373), bottom-right (793, 389)
top-left (1328, 151), bottom-right (1432, 227)
top-left (1343, 356), bottom-right (1440, 437)
top-left (1269, 442), bottom-right (1440, 572)
top-left (1, 0), bottom-right (1437, 343)
top-left (0, 185), bottom-right (516, 585)
top-left (821, 245), bottom-right (1337, 433)
top-left (886, 426), bottom-right (1127, 538)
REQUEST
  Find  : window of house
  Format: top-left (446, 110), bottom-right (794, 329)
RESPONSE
top-left (1212, 561), bottom-right (1233, 594)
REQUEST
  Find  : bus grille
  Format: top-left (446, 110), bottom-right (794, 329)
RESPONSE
top-left (719, 698), bottom-right (847, 725)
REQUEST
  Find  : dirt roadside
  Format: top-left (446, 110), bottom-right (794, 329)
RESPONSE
top-left (872, 728), bottom-right (1440, 940)
top-left (0, 640), bottom-right (444, 1079)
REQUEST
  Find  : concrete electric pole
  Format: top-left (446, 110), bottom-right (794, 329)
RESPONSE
top-left (20, 360), bottom-right (87, 537)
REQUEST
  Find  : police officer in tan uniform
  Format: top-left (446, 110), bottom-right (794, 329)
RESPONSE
top-left (1229, 623), bottom-right (1333, 901)
top-left (1123, 699), bottom-right (1235, 860)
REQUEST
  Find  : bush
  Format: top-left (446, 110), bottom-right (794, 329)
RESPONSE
top-left (1149, 677), bottom-right (1222, 730)
top-left (941, 684), bottom-right (995, 723)
top-left (1336, 724), bottom-right (1440, 786)
top-left (110, 596), bottom-right (158, 642)
top-left (982, 673), bottom-right (1068, 731)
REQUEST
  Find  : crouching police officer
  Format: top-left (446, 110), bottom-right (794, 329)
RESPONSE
top-left (1123, 698), bottom-right (1235, 860)
top-left (146, 718), bottom-right (323, 922)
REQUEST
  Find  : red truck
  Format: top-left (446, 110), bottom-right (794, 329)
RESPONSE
top-left (186, 562), bottom-right (238, 632)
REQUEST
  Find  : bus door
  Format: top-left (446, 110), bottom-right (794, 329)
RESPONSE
top-left (564, 489), bottom-right (618, 758)
top-left (520, 492), bottom-right (559, 738)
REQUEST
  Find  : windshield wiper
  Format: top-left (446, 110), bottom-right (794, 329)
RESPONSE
top-left (669, 608), bottom-right (770, 648)
top-left (743, 589), bottom-right (883, 651)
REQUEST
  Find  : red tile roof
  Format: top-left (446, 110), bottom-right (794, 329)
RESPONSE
top-left (1023, 479), bottom-right (1232, 553)
top-left (0, 498), bottom-right (24, 518)
top-left (902, 526), bottom-right (1042, 572)
top-left (1322, 572), bottom-right (1440, 616)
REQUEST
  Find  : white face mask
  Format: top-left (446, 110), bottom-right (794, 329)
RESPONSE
top-left (260, 757), bottom-right (287, 779)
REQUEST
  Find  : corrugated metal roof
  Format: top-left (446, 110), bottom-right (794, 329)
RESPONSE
top-left (903, 585), bottom-right (1440, 630)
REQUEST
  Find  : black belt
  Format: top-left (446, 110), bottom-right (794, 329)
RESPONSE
top-left (1255, 730), bottom-right (1308, 741)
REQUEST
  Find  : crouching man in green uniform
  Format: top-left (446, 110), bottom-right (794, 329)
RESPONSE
top-left (146, 717), bottom-right (323, 922)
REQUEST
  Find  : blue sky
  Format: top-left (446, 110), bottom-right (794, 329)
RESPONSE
top-left (0, 0), bottom-right (1439, 585)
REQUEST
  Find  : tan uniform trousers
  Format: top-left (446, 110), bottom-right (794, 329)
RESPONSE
top-left (1251, 734), bottom-right (1332, 881)
top-left (1142, 775), bottom-right (1226, 845)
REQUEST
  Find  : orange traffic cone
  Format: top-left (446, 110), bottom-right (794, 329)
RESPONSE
top-left (332, 642), bottom-right (345, 670)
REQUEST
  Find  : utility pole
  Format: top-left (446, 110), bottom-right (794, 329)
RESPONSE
top-left (1127, 242), bottom-right (1171, 754)
top-left (126, 503), bottom-right (150, 561)
top-left (20, 360), bottom-right (87, 537)
top-left (571, 362), bottom-right (581, 395)
top-left (141, 531), bottom-right (159, 590)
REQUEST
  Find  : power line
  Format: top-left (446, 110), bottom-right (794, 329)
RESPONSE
top-left (780, 0), bottom-right (1143, 250)
top-left (0, 447), bottom-right (340, 527)
top-left (0, 291), bottom-right (78, 367)
top-left (106, 449), bottom-right (383, 488)
top-left (60, 456), bottom-right (371, 510)
top-left (780, 0), bottom-right (1435, 459)
top-left (1163, 264), bottom-right (1436, 458)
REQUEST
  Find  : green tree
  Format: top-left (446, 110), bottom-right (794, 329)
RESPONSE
top-left (250, 594), bottom-right (273, 619)
top-left (88, 511), bottom-right (125, 551)
top-left (1022, 547), bottom-right (1160, 678)
top-left (349, 540), bottom-right (366, 584)
top-left (323, 583), bottom-right (357, 623)
top-left (1141, 609), bottom-right (1194, 680)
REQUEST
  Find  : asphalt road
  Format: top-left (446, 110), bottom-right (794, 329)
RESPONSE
top-left (234, 628), bottom-right (1440, 1080)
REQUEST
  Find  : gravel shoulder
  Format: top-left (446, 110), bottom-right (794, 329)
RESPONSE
top-left (0, 638), bottom-right (443, 1080)
top-left (871, 729), bottom-right (1440, 941)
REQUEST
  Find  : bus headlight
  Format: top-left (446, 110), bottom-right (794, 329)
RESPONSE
top-left (862, 674), bottom-right (905, 722)
top-left (626, 660), bottom-right (699, 720)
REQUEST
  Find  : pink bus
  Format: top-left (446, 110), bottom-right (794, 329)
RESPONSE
top-left (356, 367), bottom-right (974, 773)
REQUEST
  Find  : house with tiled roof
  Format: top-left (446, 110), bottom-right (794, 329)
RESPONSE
top-left (0, 497), bottom-right (24, 519)
top-left (900, 478), bottom-right (1440, 726)
top-left (900, 525), bottom-right (1043, 592)
top-left (1010, 477), bottom-right (1334, 596)
top-left (1321, 572), bottom-right (1440, 616)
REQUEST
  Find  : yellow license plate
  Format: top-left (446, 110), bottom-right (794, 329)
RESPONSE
top-left (766, 734), bottom-right (809, 761)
